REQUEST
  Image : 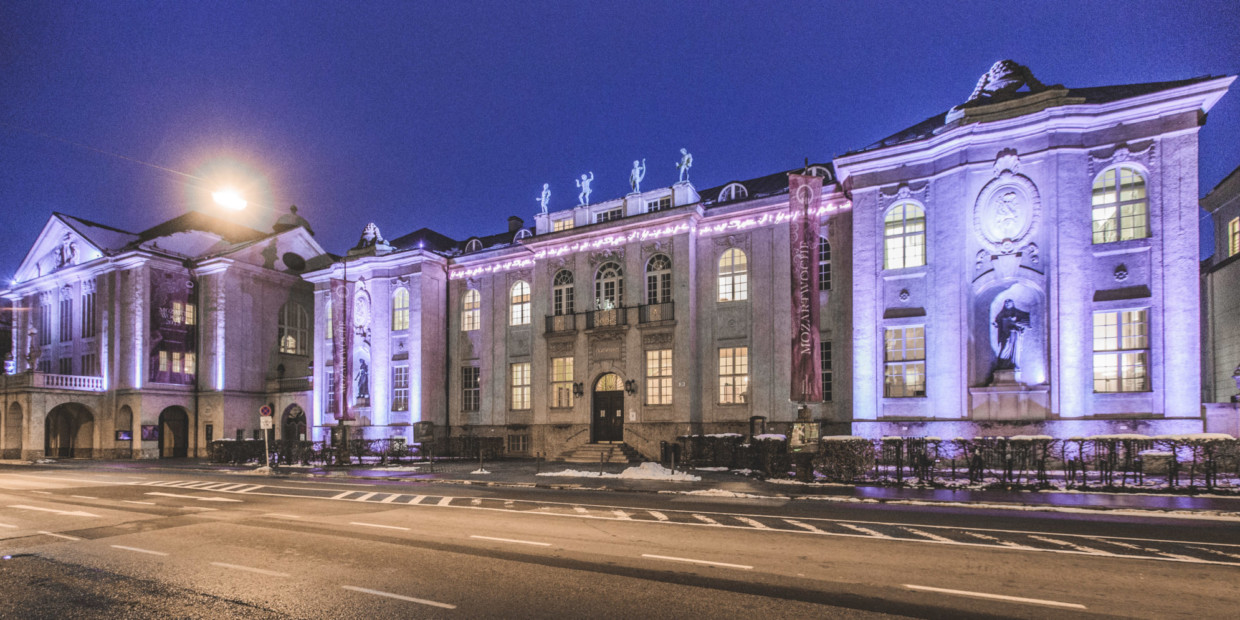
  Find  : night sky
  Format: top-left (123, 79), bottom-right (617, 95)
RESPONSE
top-left (2, 1), bottom-right (1238, 277)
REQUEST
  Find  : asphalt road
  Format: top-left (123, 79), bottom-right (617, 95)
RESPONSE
top-left (2, 466), bottom-right (1238, 619)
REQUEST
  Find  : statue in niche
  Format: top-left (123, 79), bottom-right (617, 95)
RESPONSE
top-left (676, 148), bottom-right (693, 182)
top-left (536, 183), bottom-right (551, 214)
top-left (992, 299), bottom-right (1031, 371)
top-left (629, 159), bottom-right (646, 193)
top-left (576, 172), bottom-right (594, 206)
top-left (355, 359), bottom-right (370, 402)
top-left (55, 233), bottom-right (79, 269)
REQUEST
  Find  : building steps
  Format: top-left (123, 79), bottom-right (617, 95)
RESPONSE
top-left (555, 442), bottom-right (642, 464)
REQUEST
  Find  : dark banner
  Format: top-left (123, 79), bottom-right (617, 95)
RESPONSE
top-left (330, 279), bottom-right (352, 420)
top-left (788, 173), bottom-right (823, 402)
top-left (149, 268), bottom-right (197, 385)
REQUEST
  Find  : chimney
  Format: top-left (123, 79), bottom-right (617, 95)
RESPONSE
top-left (508, 216), bottom-right (524, 233)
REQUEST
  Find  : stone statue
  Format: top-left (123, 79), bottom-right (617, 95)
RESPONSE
top-left (576, 172), bottom-right (594, 206)
top-left (357, 223), bottom-right (385, 248)
top-left (993, 299), bottom-right (1031, 371)
top-left (629, 159), bottom-right (646, 193)
top-left (536, 183), bottom-right (551, 214)
top-left (676, 148), bottom-right (693, 182)
top-left (994, 191), bottom-right (1021, 238)
top-left (55, 233), bottom-right (79, 269)
top-left (355, 359), bottom-right (370, 401)
top-left (4, 352), bottom-right (14, 375)
top-left (967, 60), bottom-right (1046, 103)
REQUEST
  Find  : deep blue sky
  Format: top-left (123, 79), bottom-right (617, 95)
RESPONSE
top-left (2, 1), bottom-right (1238, 276)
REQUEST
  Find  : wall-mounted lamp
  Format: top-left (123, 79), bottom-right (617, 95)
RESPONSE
top-left (624, 379), bottom-right (637, 396)
top-left (572, 382), bottom-right (584, 398)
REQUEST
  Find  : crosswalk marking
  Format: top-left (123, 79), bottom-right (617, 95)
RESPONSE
top-left (407, 495), bottom-right (426, 505)
top-left (612, 510), bottom-right (632, 520)
top-left (649, 511), bottom-right (669, 522)
top-left (437, 496), bottom-right (452, 507)
top-left (735, 516), bottom-right (768, 529)
top-left (573, 506), bottom-right (588, 514)
top-left (692, 514), bottom-right (719, 525)
top-left (380, 495), bottom-right (399, 504)
top-left (1029, 535), bottom-right (1113, 556)
top-left (784, 519), bottom-right (824, 533)
top-left (331, 491), bottom-right (353, 500)
top-left (839, 522), bottom-right (888, 538)
top-left (355, 492), bottom-right (378, 502)
top-left (901, 527), bottom-right (953, 543)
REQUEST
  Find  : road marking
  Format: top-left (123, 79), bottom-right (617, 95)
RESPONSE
top-left (900, 527), bottom-right (953, 543)
top-left (961, 531), bottom-right (1027, 548)
top-left (70, 495), bottom-right (97, 500)
top-left (145, 492), bottom-right (242, 503)
top-left (211, 562), bottom-right (290, 577)
top-left (735, 516), bottom-right (768, 529)
top-left (1028, 535), bottom-right (1113, 556)
top-left (641, 554), bottom-right (752, 570)
top-left (31, 490), bottom-right (52, 495)
top-left (612, 510), bottom-right (632, 520)
top-left (331, 491), bottom-right (354, 500)
top-left (904, 584), bottom-right (1085, 610)
top-left (572, 506), bottom-right (588, 513)
top-left (350, 522), bottom-right (410, 531)
top-left (236, 485), bottom-right (264, 493)
top-left (380, 495), bottom-right (399, 504)
top-left (0, 523), bottom-right (17, 529)
top-left (262, 513), bottom-right (302, 519)
top-left (1186, 546), bottom-right (1240, 561)
top-left (649, 511), bottom-right (669, 522)
top-left (341, 585), bottom-right (456, 610)
top-left (407, 495), bottom-right (426, 505)
top-left (111, 545), bottom-right (168, 556)
top-left (784, 519), bottom-right (824, 533)
top-left (181, 482), bottom-right (215, 489)
top-left (839, 522), bottom-right (888, 538)
top-left (9, 505), bottom-right (99, 518)
top-left (692, 514), bottom-right (719, 525)
top-left (217, 484), bottom-right (248, 492)
top-left (470, 535), bottom-right (552, 547)
top-left (355, 492), bottom-right (378, 502)
top-left (39, 531), bottom-right (81, 541)
top-left (123, 501), bottom-right (156, 505)
top-left (437, 497), bottom-right (452, 507)
top-left (199, 482), bottom-right (235, 490)
top-left (470, 498), bottom-right (483, 506)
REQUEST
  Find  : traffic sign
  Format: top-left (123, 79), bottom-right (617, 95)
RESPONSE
top-left (260, 417), bottom-right (273, 430)
top-left (259, 405), bottom-right (273, 417)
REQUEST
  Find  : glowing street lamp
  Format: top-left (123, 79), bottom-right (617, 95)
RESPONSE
top-left (212, 188), bottom-right (247, 211)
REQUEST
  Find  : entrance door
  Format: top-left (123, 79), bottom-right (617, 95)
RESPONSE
top-left (591, 373), bottom-right (625, 443)
top-left (158, 407), bottom-right (189, 458)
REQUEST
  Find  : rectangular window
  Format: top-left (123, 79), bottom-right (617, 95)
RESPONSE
top-left (595, 208), bottom-right (623, 223)
top-left (185, 302), bottom-right (195, 326)
top-left (461, 366), bottom-right (480, 412)
top-left (818, 238), bottom-right (831, 291)
top-left (718, 347), bottom-right (749, 404)
top-left (511, 362), bottom-right (531, 410)
top-left (646, 197), bottom-right (672, 213)
top-left (820, 341), bottom-right (833, 402)
top-left (507, 434), bottom-right (530, 453)
top-left (326, 369), bottom-right (337, 414)
top-left (392, 366), bottom-right (409, 411)
top-left (81, 353), bottom-right (99, 377)
top-left (171, 301), bottom-right (184, 325)
top-left (553, 218), bottom-right (574, 232)
top-left (39, 301), bottom-right (52, 346)
top-left (884, 326), bottom-right (925, 398)
top-left (81, 291), bottom-right (96, 338)
top-left (325, 300), bottom-right (333, 340)
top-left (183, 352), bottom-right (195, 378)
top-left (1093, 309), bottom-right (1149, 392)
top-left (159, 350), bottom-right (170, 373)
top-left (1230, 218), bottom-right (1240, 258)
top-left (58, 358), bottom-right (72, 375)
top-left (38, 359), bottom-right (52, 374)
top-left (171, 351), bottom-right (183, 375)
top-left (645, 349), bottom-right (673, 405)
top-left (60, 297), bottom-right (73, 342)
top-left (551, 357), bottom-right (574, 408)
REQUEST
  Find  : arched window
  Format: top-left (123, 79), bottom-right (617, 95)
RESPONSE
top-left (1092, 166), bottom-right (1148, 244)
top-left (553, 270), bottom-right (574, 316)
top-left (278, 302), bottom-right (309, 356)
top-left (719, 182), bottom-right (748, 202)
top-left (461, 289), bottom-right (480, 331)
top-left (807, 165), bottom-right (834, 182)
top-left (883, 202), bottom-right (926, 270)
top-left (514, 229), bottom-right (532, 243)
top-left (510, 281), bottom-right (531, 326)
top-left (646, 254), bottom-right (672, 304)
top-left (594, 262), bottom-right (624, 309)
top-left (391, 287), bottom-right (409, 331)
top-left (818, 236), bottom-right (831, 291)
top-left (718, 248), bottom-right (748, 302)
top-left (464, 239), bottom-right (483, 253)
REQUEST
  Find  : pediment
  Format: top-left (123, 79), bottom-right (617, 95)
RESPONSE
top-left (13, 216), bottom-right (108, 283)
top-left (221, 226), bottom-right (329, 274)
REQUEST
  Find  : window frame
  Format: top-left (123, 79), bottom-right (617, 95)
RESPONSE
top-left (391, 365), bottom-right (409, 411)
top-left (278, 302), bottom-right (309, 356)
top-left (509, 281), bottom-right (531, 326)
top-left (1229, 217), bottom-right (1239, 258)
top-left (461, 366), bottom-right (480, 412)
top-left (820, 340), bottom-right (833, 402)
top-left (594, 262), bottom-right (624, 310)
top-left (718, 346), bottom-right (749, 404)
top-left (883, 325), bottom-right (926, 398)
top-left (717, 248), bottom-right (748, 303)
top-left (551, 356), bottom-right (574, 408)
top-left (1091, 165), bottom-right (1149, 245)
top-left (391, 287), bottom-right (410, 331)
top-left (1092, 308), bottom-right (1150, 393)
top-left (817, 235), bottom-right (831, 292)
top-left (461, 289), bottom-right (481, 331)
top-left (645, 349), bottom-right (673, 406)
top-left (553, 270), bottom-right (575, 316)
top-left (883, 201), bottom-right (926, 270)
top-left (510, 362), bottom-right (531, 410)
top-left (645, 254), bottom-right (672, 305)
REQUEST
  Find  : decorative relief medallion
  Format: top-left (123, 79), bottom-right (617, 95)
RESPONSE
top-left (642, 239), bottom-right (670, 258)
top-left (973, 169), bottom-right (1040, 255)
top-left (1114, 264), bottom-right (1129, 282)
top-left (898, 289), bottom-right (911, 302)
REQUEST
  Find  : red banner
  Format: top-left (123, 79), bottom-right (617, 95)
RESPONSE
top-left (330, 279), bottom-right (353, 420)
top-left (789, 173), bottom-right (823, 402)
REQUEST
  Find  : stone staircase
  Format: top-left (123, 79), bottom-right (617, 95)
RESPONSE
top-left (555, 442), bottom-right (643, 464)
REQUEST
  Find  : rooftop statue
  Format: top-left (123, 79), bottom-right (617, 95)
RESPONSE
top-left (357, 223), bottom-right (385, 248)
top-left (576, 171), bottom-right (594, 206)
top-left (966, 60), bottom-right (1046, 103)
top-left (676, 148), bottom-right (693, 182)
top-left (536, 183), bottom-right (551, 214)
top-left (629, 159), bottom-right (647, 193)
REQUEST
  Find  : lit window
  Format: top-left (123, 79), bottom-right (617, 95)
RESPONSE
top-left (1092, 166), bottom-right (1148, 244)
top-left (185, 303), bottom-right (195, 326)
top-left (183, 352), bottom-right (195, 377)
top-left (595, 208), bottom-right (623, 223)
top-left (1093, 309), bottom-right (1149, 392)
top-left (718, 347), bottom-right (749, 404)
top-left (646, 196), bottom-right (672, 213)
top-left (884, 326), bottom-right (925, 398)
top-left (462, 289), bottom-right (480, 331)
top-left (159, 350), bottom-right (169, 373)
top-left (326, 370), bottom-right (337, 414)
top-left (594, 262), bottom-right (624, 309)
top-left (392, 287), bottom-right (409, 331)
top-left (510, 281), bottom-right (531, 326)
top-left (821, 341), bottom-right (832, 401)
top-left (645, 255), bottom-right (672, 305)
top-left (884, 202), bottom-right (926, 269)
top-left (718, 248), bottom-right (748, 302)
top-left (719, 183), bottom-right (748, 202)
top-left (1230, 218), bottom-right (1240, 257)
top-left (646, 349), bottom-right (673, 405)
top-left (553, 270), bottom-right (574, 316)
top-left (511, 362), bottom-right (531, 410)
top-left (392, 366), bottom-right (409, 411)
top-left (464, 239), bottom-right (483, 253)
top-left (551, 357), bottom-right (574, 408)
top-left (278, 303), bottom-right (309, 355)
top-left (818, 236), bottom-right (831, 291)
top-left (553, 218), bottom-right (574, 232)
top-left (461, 366), bottom-right (480, 411)
top-left (324, 298), bottom-right (333, 340)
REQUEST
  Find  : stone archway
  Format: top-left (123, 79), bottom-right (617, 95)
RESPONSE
top-left (158, 406), bottom-right (190, 459)
top-left (45, 403), bottom-right (95, 459)
top-left (281, 404), bottom-right (307, 441)
top-left (4, 402), bottom-right (23, 459)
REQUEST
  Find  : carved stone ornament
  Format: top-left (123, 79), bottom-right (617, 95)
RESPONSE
top-left (508, 270), bottom-right (532, 287)
top-left (973, 170), bottom-right (1040, 255)
top-left (966, 60), bottom-right (1046, 103)
top-left (81, 278), bottom-right (96, 294)
top-left (547, 339), bottom-right (574, 355)
top-left (975, 250), bottom-right (989, 271)
top-left (643, 239), bottom-right (670, 257)
top-left (357, 223), bottom-right (385, 248)
top-left (589, 249), bottom-right (623, 267)
top-left (898, 289), bottom-right (911, 302)
top-left (1021, 242), bottom-right (1040, 265)
top-left (993, 149), bottom-right (1021, 177)
top-left (59, 284), bottom-right (73, 300)
top-left (1088, 141), bottom-right (1156, 176)
top-left (643, 332), bottom-right (673, 347)
top-left (38, 290), bottom-right (52, 305)
top-left (548, 256), bottom-right (570, 273)
top-left (353, 283), bottom-right (372, 328)
top-left (1114, 264), bottom-right (1129, 282)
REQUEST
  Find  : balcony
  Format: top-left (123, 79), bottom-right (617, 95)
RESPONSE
top-left (586, 308), bottom-right (627, 329)
top-left (1, 372), bottom-right (105, 392)
top-left (639, 302), bottom-right (675, 324)
top-left (266, 376), bottom-right (312, 393)
top-left (545, 313), bottom-right (577, 334)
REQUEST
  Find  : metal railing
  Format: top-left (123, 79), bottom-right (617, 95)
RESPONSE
top-left (639, 302), bottom-right (674, 323)
top-left (545, 313), bottom-right (576, 333)
top-left (586, 308), bottom-right (627, 329)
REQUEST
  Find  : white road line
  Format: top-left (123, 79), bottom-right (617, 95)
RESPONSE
top-left (1186, 546), bottom-right (1240, 561)
top-left (839, 522), bottom-right (888, 538)
top-left (900, 527), bottom-right (953, 543)
top-left (262, 513), bottom-right (302, 519)
top-left (692, 514), bottom-right (720, 525)
top-left (331, 491), bottom-right (354, 500)
top-left (1080, 536), bottom-right (1201, 561)
top-left (236, 485), bottom-right (264, 493)
top-left (649, 511), bottom-right (669, 522)
top-left (0, 523), bottom-right (17, 529)
top-left (641, 554), bottom-right (752, 570)
top-left (181, 482), bottom-right (215, 489)
top-left (355, 492), bottom-right (378, 502)
top-left (9, 505), bottom-right (99, 517)
top-left (341, 585), bottom-right (456, 610)
top-left (144, 492), bottom-right (242, 503)
top-left (437, 497), bottom-right (453, 507)
top-left (380, 495), bottom-right (398, 504)
top-left (470, 498), bottom-right (482, 506)
top-left (210, 562), bottom-right (290, 577)
top-left (123, 501), bottom-right (156, 505)
top-left (572, 506), bottom-right (589, 513)
top-left (961, 531), bottom-right (1027, 548)
top-left (905, 584), bottom-right (1086, 610)
top-left (612, 510), bottom-right (632, 520)
top-left (39, 531), bottom-right (81, 541)
top-left (70, 495), bottom-right (97, 500)
top-left (1028, 535), bottom-right (1113, 556)
top-left (735, 516), bottom-right (768, 529)
top-left (470, 535), bottom-right (552, 547)
top-left (111, 545), bottom-right (168, 556)
top-left (407, 495), bottom-right (425, 505)
top-left (217, 484), bottom-right (248, 492)
top-left (31, 490), bottom-right (52, 495)
top-left (199, 483), bottom-right (235, 490)
top-left (503, 500), bottom-right (515, 508)
top-left (350, 522), bottom-right (410, 531)
top-left (784, 519), bottom-right (824, 533)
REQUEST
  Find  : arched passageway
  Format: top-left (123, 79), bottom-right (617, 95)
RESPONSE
top-left (4, 402), bottom-right (23, 459)
top-left (158, 406), bottom-right (189, 458)
top-left (45, 403), bottom-right (95, 458)
top-left (281, 404), bottom-right (307, 441)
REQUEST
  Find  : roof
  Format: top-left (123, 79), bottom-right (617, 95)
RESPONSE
top-left (389, 227), bottom-right (459, 253)
top-left (854, 76), bottom-right (1222, 155)
top-left (699, 163), bottom-right (835, 208)
top-left (135, 211), bottom-right (267, 245)
top-left (55, 212), bottom-right (139, 252)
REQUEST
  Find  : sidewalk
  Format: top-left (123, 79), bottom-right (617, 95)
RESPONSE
top-left (15, 457), bottom-right (1240, 518)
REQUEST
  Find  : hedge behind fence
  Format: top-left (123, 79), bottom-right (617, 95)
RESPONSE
top-left (207, 435), bottom-right (504, 466)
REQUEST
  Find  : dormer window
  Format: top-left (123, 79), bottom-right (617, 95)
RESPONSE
top-left (595, 208), bottom-right (623, 223)
top-left (553, 218), bottom-right (574, 232)
top-left (719, 183), bottom-right (748, 203)
top-left (514, 229), bottom-right (532, 243)
top-left (464, 239), bottom-right (483, 253)
top-left (806, 165), bottom-right (833, 181)
top-left (646, 197), bottom-right (672, 213)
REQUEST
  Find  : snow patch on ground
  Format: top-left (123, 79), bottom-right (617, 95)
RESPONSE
top-left (471, 468), bottom-right (491, 475)
top-left (676, 489), bottom-right (765, 498)
top-left (537, 462), bottom-right (701, 481)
